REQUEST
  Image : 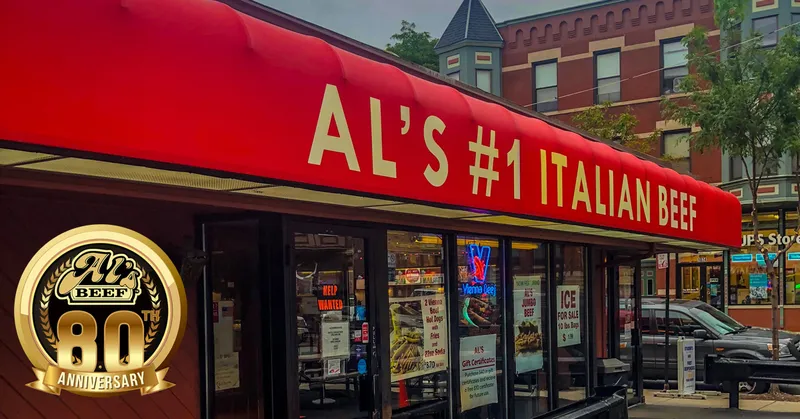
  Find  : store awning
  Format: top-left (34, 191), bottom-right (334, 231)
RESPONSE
top-left (0, 0), bottom-right (741, 249)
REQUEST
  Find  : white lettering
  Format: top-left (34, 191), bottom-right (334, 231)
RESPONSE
top-left (308, 84), bottom-right (361, 172)
top-left (423, 115), bottom-right (448, 187)
top-left (369, 97), bottom-right (397, 178)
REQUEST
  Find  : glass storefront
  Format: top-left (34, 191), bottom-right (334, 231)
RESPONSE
top-left (510, 241), bottom-right (549, 418)
top-left (730, 213), bottom-right (779, 305)
top-left (387, 231), bottom-right (449, 411)
top-left (198, 220), bottom-right (607, 419)
top-left (457, 236), bottom-right (505, 419)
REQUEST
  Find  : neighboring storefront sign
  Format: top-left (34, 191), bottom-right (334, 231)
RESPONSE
top-left (321, 321), bottom-right (350, 359)
top-left (557, 285), bottom-right (581, 347)
top-left (678, 337), bottom-right (696, 395)
top-left (13, 225), bottom-right (187, 397)
top-left (459, 334), bottom-right (498, 411)
top-left (749, 273), bottom-right (769, 299)
top-left (742, 233), bottom-right (800, 246)
top-left (389, 295), bottom-right (449, 381)
top-left (513, 275), bottom-right (544, 373)
top-left (657, 253), bottom-right (669, 269)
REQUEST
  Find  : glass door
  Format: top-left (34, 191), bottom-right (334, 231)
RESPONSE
top-left (202, 219), bottom-right (265, 419)
top-left (291, 227), bottom-right (376, 419)
top-left (679, 264), bottom-right (724, 310)
top-left (705, 265), bottom-right (723, 310)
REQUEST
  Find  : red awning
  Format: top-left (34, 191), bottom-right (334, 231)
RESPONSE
top-left (0, 0), bottom-right (741, 248)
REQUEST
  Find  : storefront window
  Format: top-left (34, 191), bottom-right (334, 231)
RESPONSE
top-left (457, 236), bottom-right (505, 419)
top-left (730, 214), bottom-right (779, 305)
top-left (554, 245), bottom-right (588, 407)
top-left (784, 212), bottom-right (800, 305)
top-left (293, 232), bottom-right (370, 418)
top-left (206, 220), bottom-right (263, 418)
top-left (387, 231), bottom-right (449, 411)
top-left (511, 241), bottom-right (549, 418)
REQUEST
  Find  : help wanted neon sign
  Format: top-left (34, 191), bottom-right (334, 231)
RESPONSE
top-left (461, 244), bottom-right (497, 296)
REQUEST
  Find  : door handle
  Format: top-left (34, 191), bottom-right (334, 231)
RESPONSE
top-left (656, 342), bottom-right (667, 346)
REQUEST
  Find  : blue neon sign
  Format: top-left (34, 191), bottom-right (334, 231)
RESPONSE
top-left (461, 244), bottom-right (496, 296)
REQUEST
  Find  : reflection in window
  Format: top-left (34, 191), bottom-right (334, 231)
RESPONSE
top-left (511, 241), bottom-right (549, 418)
top-left (534, 61), bottom-right (558, 112)
top-left (458, 236), bottom-right (504, 419)
top-left (595, 51), bottom-right (621, 103)
top-left (662, 40), bottom-right (689, 94)
top-left (207, 221), bottom-right (262, 418)
top-left (555, 245), bottom-right (588, 408)
top-left (663, 131), bottom-right (691, 173)
top-left (387, 231), bottom-right (449, 412)
top-left (753, 16), bottom-right (778, 48)
top-left (654, 310), bottom-right (703, 336)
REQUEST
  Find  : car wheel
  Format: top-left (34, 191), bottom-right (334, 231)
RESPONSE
top-left (723, 380), bottom-right (768, 395)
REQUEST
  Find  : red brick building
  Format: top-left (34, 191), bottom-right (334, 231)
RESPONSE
top-left (438, 0), bottom-right (723, 185)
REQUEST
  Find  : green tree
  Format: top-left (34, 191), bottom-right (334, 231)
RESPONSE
top-left (571, 103), bottom-right (663, 156)
top-left (386, 21), bottom-right (439, 71)
top-left (664, 0), bottom-right (800, 363)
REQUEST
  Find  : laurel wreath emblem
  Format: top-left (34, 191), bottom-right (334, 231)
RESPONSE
top-left (39, 260), bottom-right (69, 351)
top-left (38, 260), bottom-right (163, 359)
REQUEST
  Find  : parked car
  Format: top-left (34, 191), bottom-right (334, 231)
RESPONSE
top-left (640, 298), bottom-right (800, 394)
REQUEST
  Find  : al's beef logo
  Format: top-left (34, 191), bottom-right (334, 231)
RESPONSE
top-left (14, 225), bottom-right (186, 397)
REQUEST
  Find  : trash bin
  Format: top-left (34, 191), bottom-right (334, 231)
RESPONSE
top-left (596, 358), bottom-right (630, 387)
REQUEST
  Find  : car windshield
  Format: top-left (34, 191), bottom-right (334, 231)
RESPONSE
top-left (689, 303), bottom-right (744, 335)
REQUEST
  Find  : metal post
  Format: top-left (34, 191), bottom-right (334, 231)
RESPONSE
top-left (664, 253), bottom-right (671, 392)
top-left (729, 381), bottom-right (740, 409)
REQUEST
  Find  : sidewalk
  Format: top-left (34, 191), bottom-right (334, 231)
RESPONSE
top-left (629, 390), bottom-right (800, 418)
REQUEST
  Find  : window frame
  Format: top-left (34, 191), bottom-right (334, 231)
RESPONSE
top-left (594, 48), bottom-right (621, 104)
top-left (752, 15), bottom-right (778, 48)
top-left (475, 69), bottom-right (492, 93)
top-left (661, 129), bottom-right (692, 172)
top-left (660, 37), bottom-right (689, 95)
top-left (532, 59), bottom-right (558, 112)
top-left (729, 155), bottom-right (744, 181)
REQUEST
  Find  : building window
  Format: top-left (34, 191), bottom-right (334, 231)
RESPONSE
top-left (662, 130), bottom-right (691, 173)
top-left (448, 71), bottom-right (460, 81)
top-left (476, 69), bottom-right (492, 93)
top-left (753, 16), bottom-right (778, 48)
top-left (729, 156), bottom-right (743, 180)
top-left (753, 152), bottom-right (779, 177)
top-left (793, 14), bottom-right (800, 25)
top-left (662, 40), bottom-right (689, 95)
top-left (595, 50), bottom-right (621, 103)
top-left (387, 231), bottom-right (449, 411)
top-left (534, 61), bottom-right (558, 112)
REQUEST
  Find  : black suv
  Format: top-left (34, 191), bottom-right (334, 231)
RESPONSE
top-left (640, 298), bottom-right (800, 394)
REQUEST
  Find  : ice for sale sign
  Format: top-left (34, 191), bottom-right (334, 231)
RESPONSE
top-left (557, 285), bottom-right (581, 347)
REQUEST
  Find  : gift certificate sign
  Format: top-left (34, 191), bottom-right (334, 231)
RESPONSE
top-left (459, 334), bottom-right (498, 411)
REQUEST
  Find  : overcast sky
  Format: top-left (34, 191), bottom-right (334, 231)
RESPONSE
top-left (256, 0), bottom-right (600, 48)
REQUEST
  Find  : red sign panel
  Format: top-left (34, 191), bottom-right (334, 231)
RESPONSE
top-left (0, 0), bottom-right (742, 248)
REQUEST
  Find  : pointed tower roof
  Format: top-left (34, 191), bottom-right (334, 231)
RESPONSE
top-left (435, 0), bottom-right (503, 52)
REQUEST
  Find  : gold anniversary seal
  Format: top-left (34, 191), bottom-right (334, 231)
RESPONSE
top-left (14, 225), bottom-right (187, 397)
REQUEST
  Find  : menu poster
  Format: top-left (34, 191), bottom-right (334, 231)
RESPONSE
top-left (389, 295), bottom-right (449, 381)
top-left (321, 321), bottom-right (350, 359)
top-left (459, 334), bottom-right (498, 412)
top-left (215, 352), bottom-right (240, 391)
top-left (513, 275), bottom-right (543, 374)
top-left (557, 285), bottom-right (581, 348)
